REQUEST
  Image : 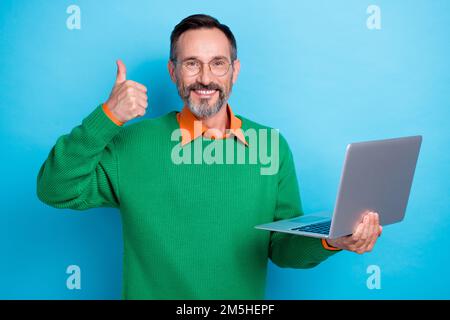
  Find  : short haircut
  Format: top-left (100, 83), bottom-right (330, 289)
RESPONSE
top-left (170, 14), bottom-right (237, 62)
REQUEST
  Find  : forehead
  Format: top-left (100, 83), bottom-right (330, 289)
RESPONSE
top-left (176, 28), bottom-right (231, 61)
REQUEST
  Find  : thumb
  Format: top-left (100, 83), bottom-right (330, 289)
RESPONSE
top-left (115, 59), bottom-right (127, 84)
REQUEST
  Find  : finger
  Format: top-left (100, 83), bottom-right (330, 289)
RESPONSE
top-left (136, 97), bottom-right (148, 109)
top-left (365, 212), bottom-right (379, 252)
top-left (121, 80), bottom-right (147, 93)
top-left (365, 212), bottom-right (375, 242)
top-left (118, 84), bottom-right (148, 98)
top-left (115, 59), bottom-right (127, 84)
top-left (134, 106), bottom-right (147, 117)
top-left (350, 215), bottom-right (367, 248)
top-left (360, 214), bottom-right (372, 244)
top-left (127, 106), bottom-right (145, 118)
top-left (137, 91), bottom-right (148, 101)
top-left (350, 218), bottom-right (365, 242)
top-left (125, 95), bottom-right (147, 108)
top-left (355, 214), bottom-right (371, 250)
top-left (373, 212), bottom-right (380, 237)
top-left (117, 88), bottom-right (148, 102)
top-left (365, 231), bottom-right (378, 252)
top-left (124, 90), bottom-right (147, 102)
top-left (378, 225), bottom-right (383, 237)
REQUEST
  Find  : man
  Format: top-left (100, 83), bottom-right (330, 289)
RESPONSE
top-left (37, 14), bottom-right (382, 299)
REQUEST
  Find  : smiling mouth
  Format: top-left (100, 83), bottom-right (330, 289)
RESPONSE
top-left (191, 89), bottom-right (218, 98)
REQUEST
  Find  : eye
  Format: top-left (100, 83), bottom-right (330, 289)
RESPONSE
top-left (184, 60), bottom-right (200, 68)
top-left (211, 59), bottom-right (227, 67)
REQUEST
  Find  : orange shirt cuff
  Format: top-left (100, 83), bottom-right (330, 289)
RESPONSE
top-left (102, 103), bottom-right (124, 126)
top-left (321, 238), bottom-right (342, 251)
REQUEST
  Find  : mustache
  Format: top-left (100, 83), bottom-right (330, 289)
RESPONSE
top-left (186, 82), bottom-right (223, 92)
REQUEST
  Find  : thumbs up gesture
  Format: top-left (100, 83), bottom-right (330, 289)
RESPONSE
top-left (104, 59), bottom-right (148, 123)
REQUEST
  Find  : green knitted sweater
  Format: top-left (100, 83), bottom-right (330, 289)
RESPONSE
top-left (36, 104), bottom-right (338, 299)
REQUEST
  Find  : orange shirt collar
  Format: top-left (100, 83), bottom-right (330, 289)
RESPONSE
top-left (176, 104), bottom-right (248, 147)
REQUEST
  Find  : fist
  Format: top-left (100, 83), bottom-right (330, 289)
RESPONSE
top-left (326, 211), bottom-right (383, 254)
top-left (104, 59), bottom-right (148, 123)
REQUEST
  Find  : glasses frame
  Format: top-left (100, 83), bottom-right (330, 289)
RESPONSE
top-left (172, 57), bottom-right (233, 77)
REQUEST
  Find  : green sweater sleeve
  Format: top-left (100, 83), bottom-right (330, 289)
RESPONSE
top-left (36, 104), bottom-right (123, 210)
top-left (268, 135), bottom-right (340, 268)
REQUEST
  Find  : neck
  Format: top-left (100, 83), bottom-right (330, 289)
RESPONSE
top-left (200, 103), bottom-right (230, 136)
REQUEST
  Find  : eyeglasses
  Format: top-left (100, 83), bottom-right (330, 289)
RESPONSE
top-left (173, 58), bottom-right (232, 77)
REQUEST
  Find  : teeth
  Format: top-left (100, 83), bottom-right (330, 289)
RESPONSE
top-left (196, 90), bottom-right (216, 94)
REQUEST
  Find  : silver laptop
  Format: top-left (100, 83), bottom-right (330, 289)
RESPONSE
top-left (255, 135), bottom-right (422, 239)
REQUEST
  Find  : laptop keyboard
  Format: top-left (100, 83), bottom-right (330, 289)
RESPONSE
top-left (291, 221), bottom-right (331, 235)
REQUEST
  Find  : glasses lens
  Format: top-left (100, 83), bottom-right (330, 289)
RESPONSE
top-left (181, 59), bottom-right (231, 76)
top-left (210, 59), bottom-right (230, 76)
top-left (183, 60), bottom-right (201, 75)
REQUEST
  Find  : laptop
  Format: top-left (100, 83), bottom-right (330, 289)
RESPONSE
top-left (254, 135), bottom-right (422, 239)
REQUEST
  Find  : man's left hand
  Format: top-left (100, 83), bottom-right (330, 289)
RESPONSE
top-left (326, 211), bottom-right (382, 254)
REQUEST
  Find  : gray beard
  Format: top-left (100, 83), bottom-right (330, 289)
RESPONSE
top-left (187, 93), bottom-right (228, 119)
top-left (176, 72), bottom-right (233, 120)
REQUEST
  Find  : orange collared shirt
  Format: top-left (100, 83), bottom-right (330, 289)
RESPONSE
top-left (176, 104), bottom-right (248, 147)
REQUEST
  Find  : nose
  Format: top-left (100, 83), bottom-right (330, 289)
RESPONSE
top-left (197, 63), bottom-right (213, 85)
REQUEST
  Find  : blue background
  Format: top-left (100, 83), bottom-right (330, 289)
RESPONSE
top-left (1, 0), bottom-right (449, 299)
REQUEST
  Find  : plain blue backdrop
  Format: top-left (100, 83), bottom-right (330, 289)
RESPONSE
top-left (1, 0), bottom-right (449, 299)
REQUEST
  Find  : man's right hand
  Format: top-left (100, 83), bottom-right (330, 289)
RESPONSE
top-left (104, 59), bottom-right (148, 124)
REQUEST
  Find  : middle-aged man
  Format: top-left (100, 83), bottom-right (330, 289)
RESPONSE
top-left (37, 14), bottom-right (382, 299)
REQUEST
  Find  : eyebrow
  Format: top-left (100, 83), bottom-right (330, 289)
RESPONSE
top-left (180, 55), bottom-right (230, 62)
